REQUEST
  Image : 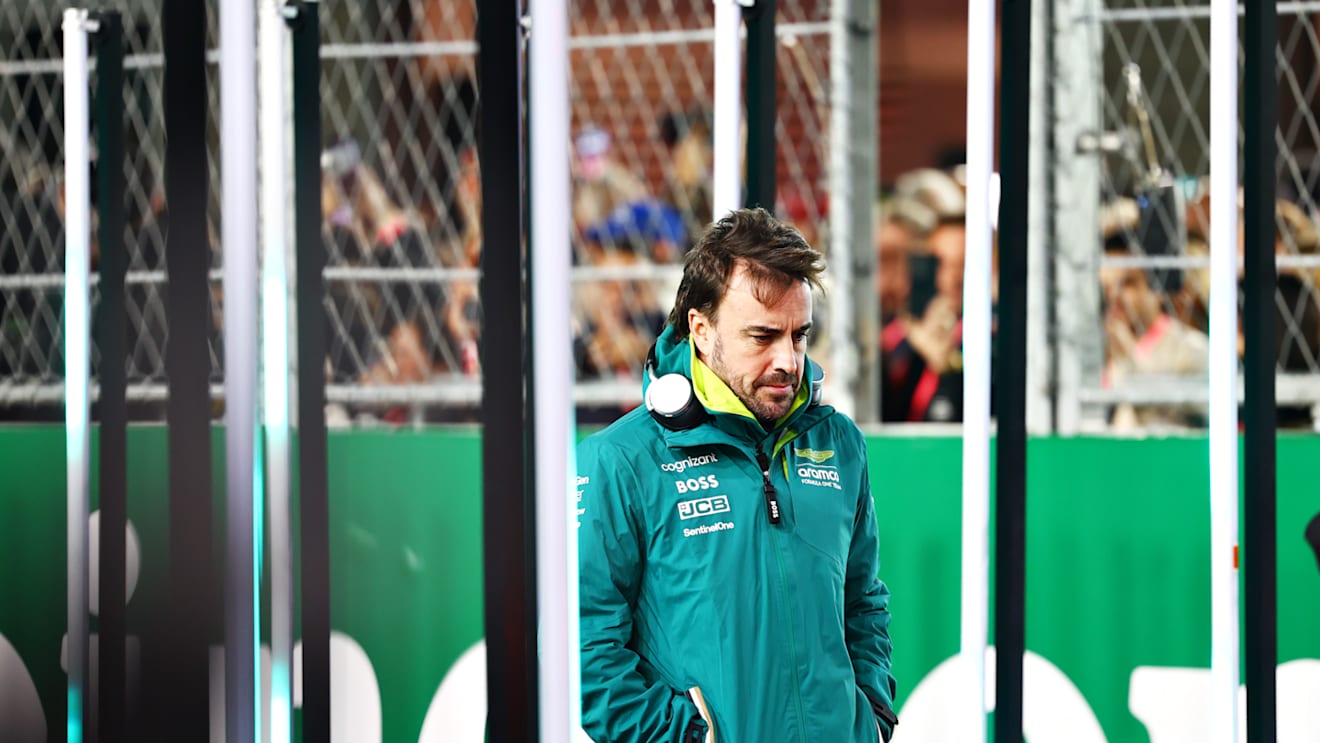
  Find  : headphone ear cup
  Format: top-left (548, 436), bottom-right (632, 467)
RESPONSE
top-left (645, 373), bottom-right (706, 431)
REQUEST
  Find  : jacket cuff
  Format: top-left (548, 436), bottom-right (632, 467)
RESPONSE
top-left (682, 717), bottom-right (708, 742)
top-left (869, 697), bottom-right (898, 742)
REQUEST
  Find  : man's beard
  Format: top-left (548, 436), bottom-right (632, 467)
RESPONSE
top-left (710, 336), bottom-right (800, 426)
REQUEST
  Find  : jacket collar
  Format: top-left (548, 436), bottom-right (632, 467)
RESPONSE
top-left (646, 325), bottom-right (830, 450)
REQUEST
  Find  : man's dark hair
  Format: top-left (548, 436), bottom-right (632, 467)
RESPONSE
top-left (666, 207), bottom-right (825, 338)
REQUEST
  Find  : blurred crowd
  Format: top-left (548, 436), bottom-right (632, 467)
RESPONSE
top-left (4, 0), bottom-right (1320, 431)
top-left (873, 162), bottom-right (1320, 431)
top-left (314, 105), bottom-right (713, 424)
top-left (8, 119), bottom-right (1320, 430)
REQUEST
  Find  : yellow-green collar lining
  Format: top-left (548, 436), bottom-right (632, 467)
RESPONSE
top-left (688, 339), bottom-right (810, 429)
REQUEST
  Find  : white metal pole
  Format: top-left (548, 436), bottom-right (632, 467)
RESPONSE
top-left (221, 0), bottom-right (261, 737)
top-left (530, 0), bottom-right (577, 740)
top-left (828, 0), bottom-right (856, 417)
top-left (1208, 1), bottom-right (1240, 741)
top-left (62, 10), bottom-right (94, 741)
top-left (1052, 0), bottom-right (1105, 434)
top-left (259, 1), bottom-right (293, 740)
top-left (712, 0), bottom-right (748, 219)
top-left (962, 0), bottom-right (995, 737)
top-left (1025, 0), bottom-right (1052, 434)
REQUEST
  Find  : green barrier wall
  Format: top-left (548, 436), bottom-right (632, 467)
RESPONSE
top-left (1, 426), bottom-right (1317, 741)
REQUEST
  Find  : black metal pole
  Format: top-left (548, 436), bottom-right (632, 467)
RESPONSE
top-left (160, 0), bottom-right (212, 737)
top-left (478, 1), bottom-right (536, 740)
top-left (995, 1), bottom-right (1030, 741)
top-left (93, 12), bottom-right (127, 741)
top-left (1243, 2), bottom-right (1278, 741)
top-left (744, 0), bottom-right (777, 210)
top-left (289, 2), bottom-right (330, 740)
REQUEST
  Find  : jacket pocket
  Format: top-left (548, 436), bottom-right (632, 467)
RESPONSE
top-left (686, 686), bottom-right (716, 743)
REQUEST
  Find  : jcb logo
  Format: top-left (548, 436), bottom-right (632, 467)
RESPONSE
top-left (676, 495), bottom-right (730, 520)
top-left (675, 474), bottom-right (720, 494)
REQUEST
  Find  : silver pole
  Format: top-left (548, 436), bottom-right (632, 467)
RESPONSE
top-left (712, 0), bottom-right (746, 219)
top-left (828, 0), bottom-right (878, 420)
top-left (1208, 1), bottom-right (1241, 739)
top-left (221, 0), bottom-right (260, 737)
top-left (62, 10), bottom-right (94, 741)
top-left (530, 0), bottom-right (578, 740)
top-left (961, 0), bottom-right (996, 737)
top-left (1026, 0), bottom-right (1052, 434)
top-left (1051, 0), bottom-right (1104, 435)
top-left (259, 0), bottom-right (293, 740)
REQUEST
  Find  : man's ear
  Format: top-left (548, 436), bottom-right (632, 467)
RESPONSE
top-left (689, 308), bottom-right (713, 358)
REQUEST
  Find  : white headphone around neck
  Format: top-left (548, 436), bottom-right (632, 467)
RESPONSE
top-left (642, 344), bottom-right (825, 431)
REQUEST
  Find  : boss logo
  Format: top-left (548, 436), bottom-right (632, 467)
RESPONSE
top-left (675, 474), bottom-right (720, 493)
top-left (676, 494), bottom-right (731, 520)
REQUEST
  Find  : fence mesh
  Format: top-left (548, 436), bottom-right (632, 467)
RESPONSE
top-left (4, 1), bottom-right (1319, 431)
top-left (0, 0), bottom-right (839, 424)
top-left (1055, 0), bottom-right (1320, 431)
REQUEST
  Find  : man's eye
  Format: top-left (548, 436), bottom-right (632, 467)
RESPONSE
top-left (794, 331), bottom-right (810, 343)
top-left (752, 335), bottom-right (772, 344)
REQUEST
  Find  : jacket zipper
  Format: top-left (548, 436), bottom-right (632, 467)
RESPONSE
top-left (756, 448), bottom-right (782, 524)
top-left (762, 444), bottom-right (809, 742)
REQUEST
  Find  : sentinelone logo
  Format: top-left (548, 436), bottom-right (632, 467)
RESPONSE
top-left (677, 495), bottom-right (735, 538)
top-left (683, 521), bottom-right (734, 538)
top-left (661, 452), bottom-right (719, 473)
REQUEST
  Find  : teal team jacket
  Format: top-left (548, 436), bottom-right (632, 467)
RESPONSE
top-left (577, 326), bottom-right (897, 742)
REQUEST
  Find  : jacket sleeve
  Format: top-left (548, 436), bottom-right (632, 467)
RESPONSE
top-left (577, 437), bottom-right (704, 742)
top-left (843, 434), bottom-right (898, 740)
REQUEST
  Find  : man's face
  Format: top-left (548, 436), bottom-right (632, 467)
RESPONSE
top-left (1101, 260), bottom-right (1162, 333)
top-left (928, 224), bottom-right (966, 314)
top-left (876, 220), bottom-right (913, 319)
top-left (689, 262), bottom-right (813, 425)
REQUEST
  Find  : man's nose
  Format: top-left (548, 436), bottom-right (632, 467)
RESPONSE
top-left (772, 336), bottom-right (798, 375)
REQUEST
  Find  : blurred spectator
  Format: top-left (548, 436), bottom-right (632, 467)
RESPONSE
top-left (580, 198), bottom-right (689, 265)
top-left (0, 169), bottom-right (64, 384)
top-left (1271, 198), bottom-right (1320, 428)
top-left (320, 142), bottom-right (447, 390)
top-left (778, 188), bottom-right (827, 253)
top-left (1275, 272), bottom-right (1320, 428)
top-left (874, 203), bottom-right (916, 326)
top-left (572, 232), bottom-right (666, 383)
top-left (385, 0), bottom-right (477, 249)
top-left (1100, 231), bottom-right (1209, 431)
top-left (878, 168), bottom-right (969, 423)
top-left (572, 126), bottom-right (649, 234)
top-left (658, 107), bottom-right (714, 234)
top-left (126, 184), bottom-right (169, 390)
top-left (441, 145), bottom-right (482, 377)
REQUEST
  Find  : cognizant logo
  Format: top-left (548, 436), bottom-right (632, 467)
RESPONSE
top-left (683, 521), bottom-right (734, 538)
top-left (660, 453), bottom-right (719, 473)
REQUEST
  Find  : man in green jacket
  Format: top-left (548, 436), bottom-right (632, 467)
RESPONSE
top-left (577, 207), bottom-right (898, 742)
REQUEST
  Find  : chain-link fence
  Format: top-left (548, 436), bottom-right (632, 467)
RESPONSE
top-left (7, 1), bottom-right (1319, 432)
top-left (0, 0), bottom-right (844, 425)
top-left (1041, 0), bottom-right (1320, 433)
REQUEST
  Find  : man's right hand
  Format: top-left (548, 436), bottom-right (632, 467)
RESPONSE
top-left (907, 295), bottom-right (960, 374)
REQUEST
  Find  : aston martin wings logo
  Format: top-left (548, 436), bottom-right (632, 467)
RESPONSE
top-left (794, 447), bottom-right (835, 464)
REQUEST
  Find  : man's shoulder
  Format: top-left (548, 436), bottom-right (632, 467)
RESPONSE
top-left (579, 406), bottom-right (661, 456)
top-left (807, 405), bottom-right (864, 440)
